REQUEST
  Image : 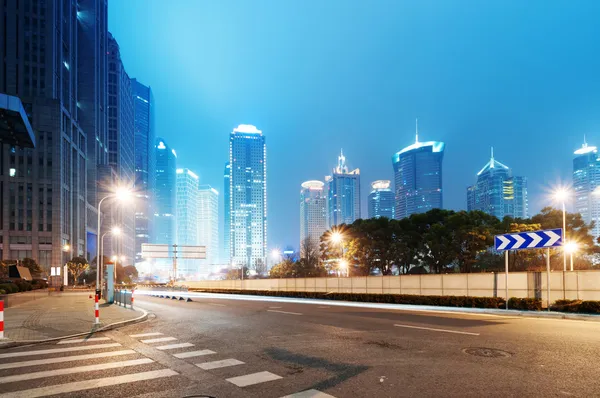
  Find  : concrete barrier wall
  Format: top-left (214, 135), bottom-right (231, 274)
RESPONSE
top-left (179, 270), bottom-right (600, 304)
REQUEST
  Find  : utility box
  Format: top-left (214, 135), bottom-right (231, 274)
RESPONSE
top-left (104, 264), bottom-right (115, 304)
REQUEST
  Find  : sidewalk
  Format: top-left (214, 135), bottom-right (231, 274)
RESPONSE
top-left (1, 290), bottom-right (146, 343)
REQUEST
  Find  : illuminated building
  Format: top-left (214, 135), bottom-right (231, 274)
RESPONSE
top-left (154, 138), bottom-right (177, 246)
top-left (467, 148), bottom-right (528, 219)
top-left (368, 180), bottom-right (395, 219)
top-left (393, 122), bottom-right (444, 219)
top-left (326, 150), bottom-right (361, 227)
top-left (300, 180), bottom-right (327, 251)
top-left (198, 185), bottom-right (219, 274)
top-left (573, 141), bottom-right (600, 239)
top-left (229, 125), bottom-right (267, 270)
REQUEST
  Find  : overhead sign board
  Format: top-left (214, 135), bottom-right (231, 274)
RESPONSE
top-left (141, 243), bottom-right (170, 259)
top-left (495, 228), bottom-right (562, 251)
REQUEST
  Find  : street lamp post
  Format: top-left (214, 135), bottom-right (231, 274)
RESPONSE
top-left (100, 226), bottom-right (121, 296)
top-left (564, 242), bottom-right (578, 272)
top-left (95, 188), bottom-right (131, 298)
top-left (554, 189), bottom-right (569, 272)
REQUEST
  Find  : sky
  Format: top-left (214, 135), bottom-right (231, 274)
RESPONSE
top-left (109, 0), bottom-right (600, 250)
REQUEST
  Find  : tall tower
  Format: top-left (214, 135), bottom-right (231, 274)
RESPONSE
top-left (326, 150), bottom-right (361, 227)
top-left (0, 0), bottom-right (107, 268)
top-left (368, 180), bottom-right (395, 219)
top-left (176, 168), bottom-right (199, 277)
top-left (229, 125), bottom-right (267, 270)
top-left (198, 185), bottom-right (220, 275)
top-left (131, 79), bottom-right (155, 263)
top-left (222, 162), bottom-right (231, 265)
top-left (392, 122), bottom-right (445, 219)
top-left (467, 148), bottom-right (528, 219)
top-left (154, 138), bottom-right (177, 246)
top-left (300, 181), bottom-right (327, 252)
top-left (573, 141), bottom-right (600, 239)
top-left (106, 33), bottom-right (135, 264)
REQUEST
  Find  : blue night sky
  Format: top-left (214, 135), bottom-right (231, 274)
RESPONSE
top-left (109, 0), bottom-right (600, 250)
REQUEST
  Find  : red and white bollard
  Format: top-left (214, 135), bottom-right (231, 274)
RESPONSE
top-left (0, 300), bottom-right (4, 339)
top-left (94, 294), bottom-right (99, 325)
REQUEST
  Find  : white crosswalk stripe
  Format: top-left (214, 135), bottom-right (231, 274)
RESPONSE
top-left (156, 342), bottom-right (194, 350)
top-left (129, 332), bottom-right (163, 338)
top-left (280, 390), bottom-right (337, 398)
top-left (196, 358), bottom-right (245, 370)
top-left (172, 349), bottom-right (216, 359)
top-left (0, 358), bottom-right (153, 384)
top-left (57, 337), bottom-right (112, 344)
top-left (0, 350), bottom-right (136, 370)
top-left (140, 337), bottom-right (177, 344)
top-left (0, 369), bottom-right (179, 398)
top-left (227, 371), bottom-right (282, 387)
top-left (0, 343), bottom-right (122, 359)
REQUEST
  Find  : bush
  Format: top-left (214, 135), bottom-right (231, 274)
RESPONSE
top-left (551, 299), bottom-right (600, 314)
top-left (0, 289), bottom-right (5, 295)
top-left (187, 288), bottom-right (507, 309)
top-left (32, 279), bottom-right (48, 289)
top-left (0, 283), bottom-right (18, 294)
top-left (508, 297), bottom-right (542, 311)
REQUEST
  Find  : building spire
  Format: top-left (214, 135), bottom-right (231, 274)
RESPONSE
top-left (336, 149), bottom-right (348, 174)
top-left (415, 118), bottom-right (419, 143)
top-left (490, 147), bottom-right (494, 168)
top-left (584, 134), bottom-right (588, 147)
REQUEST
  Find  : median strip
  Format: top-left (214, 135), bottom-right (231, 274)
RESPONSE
top-left (394, 324), bottom-right (479, 336)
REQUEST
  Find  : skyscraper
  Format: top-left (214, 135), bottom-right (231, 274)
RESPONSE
top-left (300, 181), bottom-right (327, 252)
top-left (106, 33), bottom-right (135, 263)
top-left (326, 150), bottom-right (361, 227)
top-left (0, 0), bottom-right (106, 268)
top-left (368, 180), bottom-right (395, 219)
top-left (229, 125), bottom-right (267, 270)
top-left (222, 162), bottom-right (231, 265)
top-left (573, 141), bottom-right (600, 239)
top-left (392, 122), bottom-right (445, 219)
top-left (154, 138), bottom-right (177, 246)
top-left (467, 149), bottom-right (528, 219)
top-left (176, 168), bottom-right (199, 277)
top-left (132, 79), bottom-right (155, 262)
top-left (198, 185), bottom-right (220, 275)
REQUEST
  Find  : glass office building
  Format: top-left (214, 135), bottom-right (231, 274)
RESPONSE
top-left (300, 180), bottom-right (327, 251)
top-left (198, 185), bottom-right (220, 275)
top-left (573, 141), bottom-right (600, 240)
top-left (368, 180), bottom-right (395, 219)
top-left (154, 138), bottom-right (177, 246)
top-left (326, 151), bottom-right (361, 227)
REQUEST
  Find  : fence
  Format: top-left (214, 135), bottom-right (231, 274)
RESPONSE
top-left (176, 270), bottom-right (600, 306)
top-left (114, 290), bottom-right (134, 308)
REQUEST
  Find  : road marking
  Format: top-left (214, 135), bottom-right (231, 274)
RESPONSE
top-left (58, 337), bottom-right (111, 344)
top-left (269, 306), bottom-right (282, 309)
top-left (0, 358), bottom-right (153, 384)
top-left (209, 303), bottom-right (226, 307)
top-left (267, 309), bottom-right (302, 316)
top-left (0, 350), bottom-right (137, 370)
top-left (227, 371), bottom-right (283, 387)
top-left (173, 349), bottom-right (216, 359)
top-left (0, 343), bottom-right (122, 359)
top-left (0, 369), bottom-right (179, 398)
top-left (394, 324), bottom-right (480, 336)
top-left (196, 358), bottom-right (245, 370)
top-left (280, 390), bottom-right (337, 398)
top-left (140, 337), bottom-right (177, 344)
top-left (129, 332), bottom-right (163, 338)
top-left (317, 306), bottom-right (330, 309)
top-left (156, 343), bottom-right (194, 351)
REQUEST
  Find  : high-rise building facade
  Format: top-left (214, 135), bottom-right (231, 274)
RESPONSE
top-left (467, 149), bottom-right (528, 219)
top-left (222, 162), bottom-right (231, 265)
top-left (229, 125), bottom-right (267, 270)
top-left (0, 0), bottom-right (107, 268)
top-left (154, 138), bottom-right (177, 246)
top-left (300, 181), bottom-right (327, 252)
top-left (198, 185), bottom-right (219, 275)
top-left (368, 180), bottom-right (395, 219)
top-left (393, 125), bottom-right (444, 219)
top-left (175, 168), bottom-right (199, 277)
top-left (326, 150), bottom-right (360, 227)
top-left (106, 33), bottom-right (135, 263)
top-left (573, 141), bottom-right (600, 239)
top-left (132, 79), bottom-right (155, 262)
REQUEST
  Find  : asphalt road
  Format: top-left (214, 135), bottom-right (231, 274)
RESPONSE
top-left (1, 293), bottom-right (599, 397)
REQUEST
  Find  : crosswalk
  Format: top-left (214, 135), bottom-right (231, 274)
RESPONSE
top-left (0, 332), bottom-right (337, 397)
top-left (130, 330), bottom-right (338, 397)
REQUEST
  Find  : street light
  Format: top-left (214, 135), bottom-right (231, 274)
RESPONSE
top-left (330, 231), bottom-right (343, 244)
top-left (62, 244), bottom-right (72, 287)
top-left (339, 259), bottom-right (348, 277)
top-left (99, 226), bottom-right (121, 296)
top-left (96, 188), bottom-right (131, 297)
top-left (554, 188), bottom-right (570, 272)
top-left (564, 242), bottom-right (578, 272)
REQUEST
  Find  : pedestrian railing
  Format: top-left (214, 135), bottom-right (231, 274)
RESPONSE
top-left (115, 289), bottom-right (134, 308)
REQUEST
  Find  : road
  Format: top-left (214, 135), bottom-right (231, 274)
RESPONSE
top-left (1, 292), bottom-right (599, 397)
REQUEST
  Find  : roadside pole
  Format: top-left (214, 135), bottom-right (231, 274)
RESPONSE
top-left (505, 251), bottom-right (509, 310)
top-left (547, 248), bottom-right (551, 312)
top-left (0, 299), bottom-right (4, 339)
top-left (95, 294), bottom-right (100, 324)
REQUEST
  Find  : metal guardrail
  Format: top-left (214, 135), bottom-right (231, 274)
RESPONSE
top-left (114, 289), bottom-right (134, 308)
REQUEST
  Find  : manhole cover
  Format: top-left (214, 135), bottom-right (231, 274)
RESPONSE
top-left (462, 348), bottom-right (512, 358)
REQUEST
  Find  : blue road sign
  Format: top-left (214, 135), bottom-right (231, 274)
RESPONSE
top-left (495, 228), bottom-right (563, 251)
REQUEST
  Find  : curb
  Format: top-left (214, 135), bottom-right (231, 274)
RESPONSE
top-left (0, 306), bottom-right (150, 349)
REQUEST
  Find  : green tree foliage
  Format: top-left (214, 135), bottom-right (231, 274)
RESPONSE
top-left (21, 258), bottom-right (43, 276)
top-left (270, 238), bottom-right (327, 278)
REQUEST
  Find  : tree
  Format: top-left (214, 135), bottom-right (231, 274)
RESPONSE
top-left (224, 267), bottom-right (248, 280)
top-left (269, 259), bottom-right (296, 278)
top-left (67, 258), bottom-right (89, 286)
top-left (448, 211), bottom-right (499, 273)
top-left (21, 258), bottom-right (43, 276)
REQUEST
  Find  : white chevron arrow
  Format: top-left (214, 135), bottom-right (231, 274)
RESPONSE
top-left (496, 236), bottom-right (511, 250)
top-left (527, 232), bottom-right (543, 248)
top-left (512, 234), bottom-right (526, 249)
top-left (545, 230), bottom-right (561, 246)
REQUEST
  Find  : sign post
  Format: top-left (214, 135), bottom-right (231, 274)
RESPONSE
top-left (495, 228), bottom-right (563, 310)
